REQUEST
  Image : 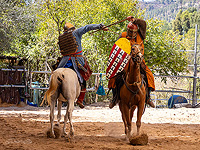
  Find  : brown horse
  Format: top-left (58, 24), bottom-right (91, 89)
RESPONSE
top-left (119, 43), bottom-right (146, 139)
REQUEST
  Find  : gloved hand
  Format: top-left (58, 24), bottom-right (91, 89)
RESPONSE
top-left (100, 24), bottom-right (109, 31)
top-left (102, 25), bottom-right (108, 31)
top-left (127, 16), bottom-right (135, 22)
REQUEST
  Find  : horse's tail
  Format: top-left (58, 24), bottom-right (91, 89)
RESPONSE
top-left (40, 92), bottom-right (47, 106)
top-left (42, 70), bottom-right (64, 106)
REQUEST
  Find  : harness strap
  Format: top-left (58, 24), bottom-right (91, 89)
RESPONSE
top-left (122, 74), bottom-right (144, 95)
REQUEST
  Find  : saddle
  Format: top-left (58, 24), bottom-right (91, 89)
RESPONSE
top-left (52, 57), bottom-right (92, 82)
top-left (114, 65), bottom-right (148, 103)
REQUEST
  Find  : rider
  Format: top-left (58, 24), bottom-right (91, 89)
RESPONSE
top-left (108, 16), bottom-right (155, 109)
top-left (57, 22), bottom-right (108, 108)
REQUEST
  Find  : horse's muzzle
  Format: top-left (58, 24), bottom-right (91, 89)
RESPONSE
top-left (131, 53), bottom-right (143, 63)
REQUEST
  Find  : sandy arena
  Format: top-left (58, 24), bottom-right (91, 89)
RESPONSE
top-left (0, 102), bottom-right (200, 150)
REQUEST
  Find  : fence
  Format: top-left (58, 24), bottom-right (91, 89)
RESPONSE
top-left (0, 25), bottom-right (199, 107)
top-left (28, 70), bottom-right (200, 107)
top-left (0, 55), bottom-right (28, 105)
top-left (29, 25), bottom-right (200, 107)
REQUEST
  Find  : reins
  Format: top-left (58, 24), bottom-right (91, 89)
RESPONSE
top-left (122, 73), bottom-right (144, 96)
top-left (122, 47), bottom-right (145, 102)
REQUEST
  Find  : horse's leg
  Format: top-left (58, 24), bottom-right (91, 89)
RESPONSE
top-left (136, 103), bottom-right (145, 135)
top-left (67, 100), bottom-right (75, 138)
top-left (130, 105), bottom-right (137, 121)
top-left (57, 99), bottom-right (62, 126)
top-left (130, 105), bottom-right (137, 136)
top-left (63, 104), bottom-right (69, 136)
top-left (125, 107), bottom-right (132, 139)
top-left (50, 99), bottom-right (56, 138)
top-left (63, 100), bottom-right (74, 138)
top-left (119, 102), bottom-right (131, 138)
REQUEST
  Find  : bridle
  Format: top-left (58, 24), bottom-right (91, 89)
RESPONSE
top-left (121, 43), bottom-right (145, 95)
top-left (130, 44), bottom-right (143, 64)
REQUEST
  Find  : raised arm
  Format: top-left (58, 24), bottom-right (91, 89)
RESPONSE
top-left (75, 24), bottom-right (107, 36)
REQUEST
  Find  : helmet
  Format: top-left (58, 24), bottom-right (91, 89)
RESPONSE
top-left (127, 22), bottom-right (138, 38)
top-left (127, 22), bottom-right (138, 31)
top-left (63, 22), bottom-right (75, 31)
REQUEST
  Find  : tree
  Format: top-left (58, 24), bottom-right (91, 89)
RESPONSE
top-left (172, 9), bottom-right (183, 35)
top-left (34, 0), bottom-right (143, 72)
top-left (1, 0), bottom-right (189, 78)
top-left (0, 0), bottom-right (37, 56)
top-left (182, 10), bottom-right (190, 33)
top-left (145, 18), bottom-right (188, 76)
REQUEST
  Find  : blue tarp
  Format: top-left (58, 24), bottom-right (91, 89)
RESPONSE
top-left (168, 95), bottom-right (188, 108)
top-left (27, 100), bottom-right (38, 107)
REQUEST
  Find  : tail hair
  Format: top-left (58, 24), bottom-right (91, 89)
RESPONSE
top-left (40, 70), bottom-right (64, 106)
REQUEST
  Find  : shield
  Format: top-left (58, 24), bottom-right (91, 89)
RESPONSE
top-left (106, 38), bottom-right (131, 79)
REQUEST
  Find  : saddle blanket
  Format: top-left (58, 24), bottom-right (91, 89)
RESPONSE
top-left (106, 38), bottom-right (131, 79)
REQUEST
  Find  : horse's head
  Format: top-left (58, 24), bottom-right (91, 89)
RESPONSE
top-left (130, 42), bottom-right (143, 64)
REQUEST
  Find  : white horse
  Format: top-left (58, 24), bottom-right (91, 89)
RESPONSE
top-left (43, 68), bottom-right (81, 139)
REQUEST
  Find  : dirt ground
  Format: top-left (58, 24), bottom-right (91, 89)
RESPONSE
top-left (0, 102), bottom-right (200, 150)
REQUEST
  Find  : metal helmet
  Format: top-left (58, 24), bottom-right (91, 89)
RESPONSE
top-left (127, 22), bottom-right (138, 31)
top-left (63, 22), bottom-right (75, 31)
top-left (127, 22), bottom-right (138, 38)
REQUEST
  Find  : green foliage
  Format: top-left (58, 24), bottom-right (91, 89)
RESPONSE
top-left (172, 8), bottom-right (198, 35)
top-left (182, 10), bottom-right (190, 33)
top-left (0, 0), bottom-right (189, 80)
top-left (0, 0), bottom-right (37, 56)
top-left (142, 0), bottom-right (200, 23)
top-left (145, 18), bottom-right (188, 76)
top-left (172, 10), bottom-right (183, 35)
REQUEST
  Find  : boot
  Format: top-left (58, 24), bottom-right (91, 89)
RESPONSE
top-left (146, 87), bottom-right (155, 108)
top-left (146, 97), bottom-right (155, 108)
top-left (76, 88), bottom-right (86, 109)
top-left (109, 88), bottom-right (117, 109)
top-left (76, 100), bottom-right (84, 108)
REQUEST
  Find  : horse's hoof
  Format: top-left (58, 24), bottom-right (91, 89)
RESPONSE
top-left (66, 134), bottom-right (74, 143)
top-left (61, 131), bottom-right (68, 138)
top-left (47, 127), bottom-right (61, 139)
top-left (46, 130), bottom-right (55, 138)
top-left (69, 131), bottom-right (74, 137)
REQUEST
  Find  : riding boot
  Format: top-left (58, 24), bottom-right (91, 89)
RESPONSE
top-left (76, 88), bottom-right (86, 109)
top-left (146, 87), bottom-right (155, 108)
top-left (109, 88), bottom-right (118, 109)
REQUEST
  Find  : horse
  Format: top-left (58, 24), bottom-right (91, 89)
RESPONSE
top-left (42, 68), bottom-right (81, 139)
top-left (119, 42), bottom-right (146, 139)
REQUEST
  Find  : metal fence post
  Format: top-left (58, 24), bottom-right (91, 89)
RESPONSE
top-left (192, 24), bottom-right (198, 107)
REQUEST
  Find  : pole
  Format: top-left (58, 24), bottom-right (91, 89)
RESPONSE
top-left (192, 24), bottom-right (198, 107)
top-left (90, 18), bottom-right (129, 34)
